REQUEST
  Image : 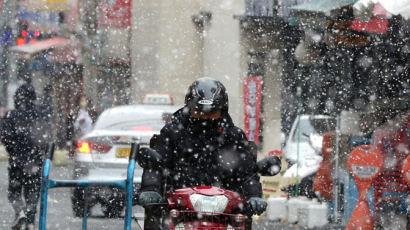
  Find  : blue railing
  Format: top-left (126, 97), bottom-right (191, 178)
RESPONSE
top-left (39, 143), bottom-right (140, 230)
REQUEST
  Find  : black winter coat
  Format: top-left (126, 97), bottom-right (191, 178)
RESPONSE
top-left (141, 107), bottom-right (262, 198)
top-left (0, 87), bottom-right (49, 169)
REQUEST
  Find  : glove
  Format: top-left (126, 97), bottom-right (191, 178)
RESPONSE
top-left (138, 191), bottom-right (162, 206)
top-left (247, 197), bottom-right (267, 215)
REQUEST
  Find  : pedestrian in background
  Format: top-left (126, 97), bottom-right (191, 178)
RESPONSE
top-left (0, 83), bottom-right (51, 230)
top-left (69, 96), bottom-right (93, 158)
top-left (73, 96), bottom-right (93, 141)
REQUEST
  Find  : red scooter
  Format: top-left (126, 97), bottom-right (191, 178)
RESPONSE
top-left (167, 185), bottom-right (247, 229)
top-left (136, 147), bottom-right (281, 229)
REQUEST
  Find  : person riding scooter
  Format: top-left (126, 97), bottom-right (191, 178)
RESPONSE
top-left (138, 77), bottom-right (267, 229)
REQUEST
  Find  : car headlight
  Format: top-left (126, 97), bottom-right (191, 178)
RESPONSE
top-left (189, 194), bottom-right (228, 214)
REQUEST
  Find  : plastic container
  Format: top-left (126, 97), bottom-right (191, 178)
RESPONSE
top-left (266, 197), bottom-right (288, 221)
top-left (287, 196), bottom-right (309, 224)
top-left (297, 198), bottom-right (317, 227)
top-left (299, 202), bottom-right (328, 229)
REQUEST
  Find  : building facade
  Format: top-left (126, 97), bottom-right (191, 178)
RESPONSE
top-left (128, 0), bottom-right (284, 155)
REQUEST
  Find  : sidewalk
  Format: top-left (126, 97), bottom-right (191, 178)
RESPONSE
top-left (0, 145), bottom-right (70, 166)
top-left (0, 145), bottom-right (7, 161)
top-left (253, 219), bottom-right (345, 230)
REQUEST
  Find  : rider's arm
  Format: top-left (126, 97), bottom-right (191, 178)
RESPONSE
top-left (229, 127), bottom-right (263, 198)
top-left (140, 124), bottom-right (175, 194)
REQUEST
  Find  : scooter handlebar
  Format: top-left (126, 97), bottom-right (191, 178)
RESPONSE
top-left (46, 143), bottom-right (55, 160)
top-left (129, 143), bottom-right (140, 161)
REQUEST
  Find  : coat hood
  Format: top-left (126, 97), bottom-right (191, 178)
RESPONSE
top-left (14, 83), bottom-right (36, 109)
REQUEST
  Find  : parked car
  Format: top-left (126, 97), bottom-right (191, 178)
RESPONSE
top-left (71, 104), bottom-right (180, 217)
top-left (282, 114), bottom-right (336, 197)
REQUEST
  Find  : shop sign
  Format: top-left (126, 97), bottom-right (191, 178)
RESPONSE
top-left (25, 0), bottom-right (68, 11)
top-left (98, 0), bottom-right (131, 28)
top-left (18, 9), bottom-right (59, 32)
top-left (245, 0), bottom-right (278, 17)
top-left (243, 76), bottom-right (263, 144)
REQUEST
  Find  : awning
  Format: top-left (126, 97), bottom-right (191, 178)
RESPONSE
top-left (351, 2), bottom-right (389, 33)
top-left (290, 0), bottom-right (358, 29)
top-left (291, 0), bottom-right (358, 13)
top-left (353, 0), bottom-right (410, 20)
top-left (9, 36), bottom-right (80, 63)
top-left (46, 37), bottom-right (81, 63)
top-left (10, 37), bottom-right (69, 55)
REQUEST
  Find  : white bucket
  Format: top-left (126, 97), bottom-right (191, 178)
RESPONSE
top-left (301, 202), bottom-right (328, 228)
top-left (297, 198), bottom-right (317, 227)
top-left (266, 197), bottom-right (288, 222)
top-left (287, 196), bottom-right (309, 224)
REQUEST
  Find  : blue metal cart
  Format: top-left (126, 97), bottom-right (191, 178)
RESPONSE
top-left (39, 143), bottom-right (140, 230)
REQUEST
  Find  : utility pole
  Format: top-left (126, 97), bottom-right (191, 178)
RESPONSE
top-left (0, 0), bottom-right (18, 110)
top-left (80, 0), bottom-right (99, 104)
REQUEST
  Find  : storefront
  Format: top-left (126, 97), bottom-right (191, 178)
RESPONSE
top-left (287, 0), bottom-right (410, 225)
top-left (9, 36), bottom-right (84, 148)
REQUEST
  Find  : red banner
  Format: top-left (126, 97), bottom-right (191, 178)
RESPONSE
top-left (98, 0), bottom-right (131, 28)
top-left (243, 76), bottom-right (263, 144)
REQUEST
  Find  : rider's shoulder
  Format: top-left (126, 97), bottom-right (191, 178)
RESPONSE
top-left (224, 126), bottom-right (247, 138)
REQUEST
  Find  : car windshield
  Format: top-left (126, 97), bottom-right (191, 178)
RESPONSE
top-left (95, 119), bottom-right (166, 131)
top-left (93, 107), bottom-right (172, 131)
top-left (292, 117), bottom-right (336, 142)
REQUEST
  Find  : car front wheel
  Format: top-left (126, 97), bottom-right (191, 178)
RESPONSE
top-left (71, 187), bottom-right (94, 217)
top-left (99, 187), bottom-right (125, 218)
top-left (101, 197), bottom-right (124, 218)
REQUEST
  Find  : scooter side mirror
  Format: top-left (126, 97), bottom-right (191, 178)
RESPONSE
top-left (257, 155), bottom-right (282, 176)
top-left (136, 147), bottom-right (163, 169)
top-left (280, 132), bottom-right (286, 146)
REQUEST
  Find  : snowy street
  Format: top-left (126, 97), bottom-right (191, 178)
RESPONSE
top-left (0, 160), bottom-right (145, 229)
top-left (0, 158), bottom-right (347, 230)
top-left (0, 159), bottom-right (287, 230)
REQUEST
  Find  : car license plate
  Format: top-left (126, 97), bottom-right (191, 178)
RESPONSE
top-left (116, 148), bottom-right (131, 158)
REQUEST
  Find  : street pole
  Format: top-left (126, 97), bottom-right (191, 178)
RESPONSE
top-left (295, 64), bottom-right (303, 197)
top-left (81, 0), bottom-right (99, 104)
top-left (333, 114), bottom-right (341, 223)
top-left (0, 0), bottom-right (18, 110)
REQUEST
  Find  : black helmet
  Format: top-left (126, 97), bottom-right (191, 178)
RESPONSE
top-left (185, 77), bottom-right (228, 112)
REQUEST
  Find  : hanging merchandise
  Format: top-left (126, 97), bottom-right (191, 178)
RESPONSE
top-left (371, 111), bottom-right (410, 227)
top-left (243, 76), bottom-right (263, 144)
top-left (402, 155), bottom-right (410, 185)
top-left (313, 131), bottom-right (335, 200)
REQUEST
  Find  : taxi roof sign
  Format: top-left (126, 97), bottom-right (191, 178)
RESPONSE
top-left (143, 93), bottom-right (174, 105)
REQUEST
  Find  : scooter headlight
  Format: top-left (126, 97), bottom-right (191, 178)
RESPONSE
top-left (189, 194), bottom-right (228, 214)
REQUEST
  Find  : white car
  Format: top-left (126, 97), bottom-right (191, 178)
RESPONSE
top-left (71, 104), bottom-right (180, 217)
